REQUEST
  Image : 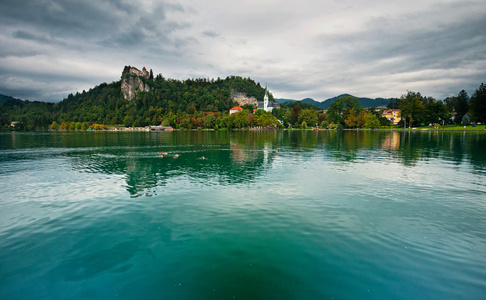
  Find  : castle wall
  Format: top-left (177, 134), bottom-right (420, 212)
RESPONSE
top-left (121, 66), bottom-right (150, 100)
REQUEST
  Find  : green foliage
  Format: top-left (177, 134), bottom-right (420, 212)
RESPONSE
top-left (2, 75), bottom-right (484, 132)
top-left (328, 96), bottom-right (363, 126)
top-left (399, 91), bottom-right (425, 127)
top-left (344, 109), bottom-right (359, 128)
top-left (0, 97), bottom-right (54, 131)
top-left (364, 112), bottom-right (380, 128)
top-left (290, 106), bottom-right (302, 126)
top-left (445, 90), bottom-right (469, 124)
top-left (422, 98), bottom-right (450, 125)
top-left (253, 112), bottom-right (280, 127)
top-left (0, 75), bottom-right (276, 130)
top-left (50, 121), bottom-right (59, 130)
top-left (204, 114), bottom-right (216, 129)
top-left (298, 109), bottom-right (318, 127)
top-left (242, 104), bottom-right (255, 112)
top-left (469, 83), bottom-right (486, 123)
top-left (233, 110), bottom-right (250, 128)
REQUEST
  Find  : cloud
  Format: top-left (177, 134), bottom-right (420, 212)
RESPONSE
top-left (0, 0), bottom-right (485, 102)
top-left (202, 31), bottom-right (219, 38)
top-left (306, 2), bottom-right (486, 98)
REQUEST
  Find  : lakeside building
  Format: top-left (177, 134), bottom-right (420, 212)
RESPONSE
top-left (382, 109), bottom-right (401, 125)
top-left (150, 126), bottom-right (174, 132)
top-left (230, 106), bottom-right (243, 114)
top-left (232, 85), bottom-right (279, 113)
top-left (256, 101), bottom-right (280, 112)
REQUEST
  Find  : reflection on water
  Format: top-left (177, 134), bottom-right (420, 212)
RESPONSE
top-left (1, 131), bottom-right (485, 197)
top-left (1, 131), bottom-right (485, 299)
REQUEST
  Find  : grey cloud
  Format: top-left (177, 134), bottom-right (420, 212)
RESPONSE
top-left (0, 0), bottom-right (189, 49)
top-left (1, 0), bottom-right (485, 102)
top-left (202, 31), bottom-right (219, 38)
top-left (166, 2), bottom-right (184, 12)
top-left (308, 4), bottom-right (486, 99)
top-left (317, 9), bottom-right (486, 73)
top-left (12, 30), bottom-right (50, 43)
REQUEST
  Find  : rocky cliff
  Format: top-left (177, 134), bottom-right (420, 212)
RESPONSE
top-left (121, 66), bottom-right (150, 100)
top-left (233, 92), bottom-right (258, 107)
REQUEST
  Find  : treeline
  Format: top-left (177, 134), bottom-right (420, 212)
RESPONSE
top-left (0, 75), bottom-right (276, 131)
top-left (386, 83), bottom-right (486, 127)
top-left (1, 73), bottom-right (485, 131)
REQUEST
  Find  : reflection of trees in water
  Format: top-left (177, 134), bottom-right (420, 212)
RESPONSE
top-left (68, 131), bottom-right (281, 197)
top-left (60, 131), bottom-right (486, 196)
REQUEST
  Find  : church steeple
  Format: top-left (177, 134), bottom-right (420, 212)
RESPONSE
top-left (263, 84), bottom-right (269, 112)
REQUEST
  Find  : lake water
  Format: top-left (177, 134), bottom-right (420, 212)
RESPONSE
top-left (1, 130), bottom-right (485, 299)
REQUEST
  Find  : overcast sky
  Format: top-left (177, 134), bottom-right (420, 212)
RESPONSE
top-left (1, 0), bottom-right (485, 102)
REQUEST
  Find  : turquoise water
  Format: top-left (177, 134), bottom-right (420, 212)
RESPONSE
top-left (1, 131), bottom-right (485, 299)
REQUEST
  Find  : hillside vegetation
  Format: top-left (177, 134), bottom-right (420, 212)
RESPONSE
top-left (1, 67), bottom-right (485, 131)
top-left (1, 74), bottom-right (275, 130)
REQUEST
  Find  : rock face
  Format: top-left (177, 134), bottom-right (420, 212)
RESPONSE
top-left (233, 92), bottom-right (258, 107)
top-left (121, 66), bottom-right (150, 100)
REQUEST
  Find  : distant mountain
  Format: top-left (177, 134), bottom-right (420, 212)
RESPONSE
top-left (276, 98), bottom-right (296, 104)
top-left (0, 94), bottom-right (19, 102)
top-left (276, 94), bottom-right (393, 109)
top-left (300, 98), bottom-right (323, 107)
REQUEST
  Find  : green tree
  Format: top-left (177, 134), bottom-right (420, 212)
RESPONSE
top-left (290, 106), bottom-right (302, 125)
top-left (364, 112), bottom-right (380, 128)
top-left (344, 108), bottom-right (359, 128)
top-left (399, 91), bottom-right (425, 127)
top-left (327, 98), bottom-right (345, 125)
top-left (254, 112), bottom-right (280, 127)
top-left (272, 107), bottom-right (286, 121)
top-left (283, 109), bottom-right (292, 128)
top-left (469, 83), bottom-right (486, 123)
top-left (423, 99), bottom-right (450, 125)
top-left (242, 104), bottom-right (255, 112)
top-left (446, 90), bottom-right (469, 124)
top-left (233, 110), bottom-right (249, 128)
top-left (204, 114), bottom-right (216, 129)
top-left (298, 109), bottom-right (318, 127)
top-left (318, 112), bottom-right (327, 123)
top-left (320, 120), bottom-right (329, 129)
top-left (327, 96), bottom-right (362, 126)
top-left (50, 121), bottom-right (59, 130)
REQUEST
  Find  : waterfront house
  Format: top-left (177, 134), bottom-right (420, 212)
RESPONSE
top-left (382, 109), bottom-right (401, 125)
top-left (150, 126), bottom-right (174, 132)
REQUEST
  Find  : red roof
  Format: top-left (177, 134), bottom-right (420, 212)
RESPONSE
top-left (230, 106), bottom-right (243, 111)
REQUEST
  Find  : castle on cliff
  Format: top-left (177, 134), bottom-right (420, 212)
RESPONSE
top-left (121, 66), bottom-right (150, 100)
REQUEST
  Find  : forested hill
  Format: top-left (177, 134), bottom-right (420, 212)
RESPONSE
top-left (277, 94), bottom-right (393, 109)
top-left (0, 74), bottom-right (276, 130)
